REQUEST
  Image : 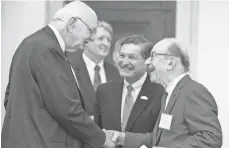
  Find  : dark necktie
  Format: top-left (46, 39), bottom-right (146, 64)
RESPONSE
top-left (122, 85), bottom-right (134, 131)
top-left (93, 65), bottom-right (101, 91)
top-left (155, 91), bottom-right (168, 146)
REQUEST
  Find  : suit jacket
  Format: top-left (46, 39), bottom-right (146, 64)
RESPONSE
top-left (124, 75), bottom-right (222, 148)
top-left (94, 75), bottom-right (164, 133)
top-left (66, 51), bottom-right (121, 116)
top-left (2, 26), bottom-right (105, 148)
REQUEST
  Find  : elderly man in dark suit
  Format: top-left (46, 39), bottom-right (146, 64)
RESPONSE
top-left (66, 21), bottom-right (121, 118)
top-left (107, 38), bottom-right (222, 148)
top-left (94, 35), bottom-right (164, 139)
top-left (2, 1), bottom-right (115, 148)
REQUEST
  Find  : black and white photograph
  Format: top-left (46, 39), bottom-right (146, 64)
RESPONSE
top-left (1, 0), bottom-right (229, 148)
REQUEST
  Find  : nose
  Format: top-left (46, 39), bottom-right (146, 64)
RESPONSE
top-left (102, 38), bottom-right (110, 47)
top-left (120, 57), bottom-right (129, 65)
top-left (145, 57), bottom-right (151, 65)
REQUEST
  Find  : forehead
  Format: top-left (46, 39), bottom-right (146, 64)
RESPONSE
top-left (120, 43), bottom-right (141, 55)
top-left (81, 13), bottom-right (97, 29)
top-left (95, 27), bottom-right (111, 38)
top-left (151, 41), bottom-right (168, 54)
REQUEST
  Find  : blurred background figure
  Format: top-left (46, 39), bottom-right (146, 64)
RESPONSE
top-left (65, 20), bottom-right (121, 118)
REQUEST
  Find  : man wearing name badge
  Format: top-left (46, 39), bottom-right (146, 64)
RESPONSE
top-left (109, 38), bottom-right (222, 148)
top-left (2, 1), bottom-right (116, 148)
top-left (65, 21), bottom-right (121, 119)
top-left (94, 35), bottom-right (164, 144)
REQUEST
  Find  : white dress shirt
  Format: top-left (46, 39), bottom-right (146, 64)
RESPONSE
top-left (48, 24), bottom-right (80, 87)
top-left (165, 73), bottom-right (188, 109)
top-left (82, 53), bottom-right (107, 85)
top-left (121, 72), bottom-right (147, 123)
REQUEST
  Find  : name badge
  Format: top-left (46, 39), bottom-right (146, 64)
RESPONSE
top-left (159, 113), bottom-right (173, 130)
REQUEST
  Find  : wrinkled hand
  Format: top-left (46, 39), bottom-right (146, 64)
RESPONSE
top-left (103, 129), bottom-right (115, 148)
top-left (107, 130), bottom-right (126, 146)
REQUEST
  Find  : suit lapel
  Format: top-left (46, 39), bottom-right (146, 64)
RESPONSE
top-left (104, 62), bottom-right (113, 82)
top-left (42, 26), bottom-right (66, 62)
top-left (112, 80), bottom-right (123, 131)
top-left (153, 92), bottom-right (167, 145)
top-left (125, 76), bottom-right (152, 131)
top-left (74, 55), bottom-right (95, 101)
top-left (165, 75), bottom-right (191, 114)
top-left (154, 75), bottom-right (191, 145)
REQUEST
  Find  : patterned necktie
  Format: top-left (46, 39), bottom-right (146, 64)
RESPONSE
top-left (93, 65), bottom-right (101, 91)
top-left (122, 85), bottom-right (134, 131)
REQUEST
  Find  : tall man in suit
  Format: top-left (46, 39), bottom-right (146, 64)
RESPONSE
top-left (108, 38), bottom-right (223, 148)
top-left (66, 21), bottom-right (121, 117)
top-left (95, 35), bottom-right (164, 136)
top-left (2, 1), bottom-right (115, 148)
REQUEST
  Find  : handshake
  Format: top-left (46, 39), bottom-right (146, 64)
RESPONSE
top-left (103, 129), bottom-right (126, 148)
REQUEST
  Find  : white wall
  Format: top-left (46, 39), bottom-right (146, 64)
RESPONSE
top-left (1, 1), bottom-right (47, 124)
top-left (176, 1), bottom-right (229, 148)
top-left (197, 2), bottom-right (229, 148)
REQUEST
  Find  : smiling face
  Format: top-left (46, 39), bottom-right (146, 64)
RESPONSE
top-left (86, 27), bottom-right (112, 58)
top-left (145, 42), bottom-right (171, 85)
top-left (117, 43), bottom-right (146, 80)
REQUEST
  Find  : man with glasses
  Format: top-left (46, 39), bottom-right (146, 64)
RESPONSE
top-left (106, 38), bottom-right (222, 148)
top-left (94, 35), bottom-right (164, 144)
top-left (2, 1), bottom-right (115, 148)
top-left (65, 21), bottom-right (121, 119)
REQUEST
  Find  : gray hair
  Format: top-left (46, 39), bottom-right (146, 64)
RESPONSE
top-left (97, 21), bottom-right (113, 39)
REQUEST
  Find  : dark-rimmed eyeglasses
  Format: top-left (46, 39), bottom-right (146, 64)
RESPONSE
top-left (149, 51), bottom-right (173, 61)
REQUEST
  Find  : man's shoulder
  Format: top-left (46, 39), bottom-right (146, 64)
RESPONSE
top-left (104, 61), bottom-right (121, 80)
top-left (97, 79), bottom-right (123, 92)
top-left (184, 77), bottom-right (209, 93)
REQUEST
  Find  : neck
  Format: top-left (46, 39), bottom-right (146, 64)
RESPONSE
top-left (163, 71), bottom-right (184, 88)
top-left (84, 49), bottom-right (104, 64)
top-left (125, 72), bottom-right (145, 85)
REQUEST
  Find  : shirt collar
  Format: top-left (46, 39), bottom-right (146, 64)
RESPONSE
top-left (124, 72), bottom-right (147, 91)
top-left (166, 73), bottom-right (188, 94)
top-left (82, 53), bottom-right (104, 69)
top-left (48, 24), bottom-right (65, 52)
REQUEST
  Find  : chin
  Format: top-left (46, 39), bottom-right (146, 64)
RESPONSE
top-left (119, 71), bottom-right (133, 78)
top-left (99, 51), bottom-right (109, 57)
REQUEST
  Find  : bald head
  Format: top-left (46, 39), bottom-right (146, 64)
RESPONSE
top-left (153, 38), bottom-right (190, 72)
top-left (50, 1), bottom-right (98, 50)
top-left (53, 1), bottom-right (97, 29)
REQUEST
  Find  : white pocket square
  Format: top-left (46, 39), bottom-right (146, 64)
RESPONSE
top-left (140, 96), bottom-right (148, 100)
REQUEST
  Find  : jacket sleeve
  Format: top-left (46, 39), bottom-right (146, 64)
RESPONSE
top-left (4, 53), bottom-right (16, 109)
top-left (31, 49), bottom-right (105, 148)
top-left (170, 84), bottom-right (222, 148)
top-left (124, 132), bottom-right (152, 148)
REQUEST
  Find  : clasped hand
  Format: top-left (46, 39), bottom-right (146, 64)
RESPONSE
top-left (103, 129), bottom-right (125, 148)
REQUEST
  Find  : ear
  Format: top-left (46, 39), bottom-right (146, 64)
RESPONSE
top-left (67, 17), bottom-right (77, 33)
top-left (167, 56), bottom-right (177, 70)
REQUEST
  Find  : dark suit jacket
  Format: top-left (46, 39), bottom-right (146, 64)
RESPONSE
top-left (2, 26), bottom-right (105, 148)
top-left (94, 75), bottom-right (164, 133)
top-left (124, 75), bottom-right (222, 148)
top-left (66, 51), bottom-right (121, 116)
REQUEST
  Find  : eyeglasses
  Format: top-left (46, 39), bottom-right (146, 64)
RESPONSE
top-left (149, 51), bottom-right (173, 61)
top-left (75, 17), bottom-right (96, 35)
